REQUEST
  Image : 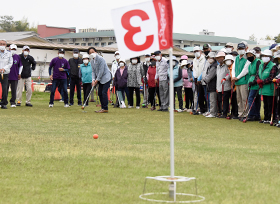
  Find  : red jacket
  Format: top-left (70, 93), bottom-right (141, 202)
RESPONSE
top-left (147, 65), bottom-right (159, 87)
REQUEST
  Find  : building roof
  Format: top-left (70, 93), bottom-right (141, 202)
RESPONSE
top-left (46, 31), bottom-right (256, 44)
top-left (0, 31), bottom-right (49, 43)
top-left (45, 25), bottom-right (76, 30)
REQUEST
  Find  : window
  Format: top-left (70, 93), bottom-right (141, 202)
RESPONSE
top-left (175, 45), bottom-right (181, 48)
top-left (184, 45), bottom-right (190, 48)
top-left (81, 43), bottom-right (86, 46)
top-left (75, 43), bottom-right (80, 45)
top-left (101, 42), bottom-right (106, 47)
top-left (108, 42), bottom-right (114, 45)
top-left (95, 42), bottom-right (99, 46)
top-left (88, 43), bottom-right (92, 46)
top-left (194, 44), bottom-right (200, 47)
top-left (215, 43), bottom-right (220, 46)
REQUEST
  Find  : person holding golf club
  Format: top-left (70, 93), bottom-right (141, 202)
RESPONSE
top-left (244, 49), bottom-right (262, 122)
top-left (88, 47), bottom-right (112, 113)
top-left (0, 39), bottom-right (13, 109)
top-left (114, 58), bottom-right (129, 108)
top-left (79, 54), bottom-right (92, 107)
top-left (256, 49), bottom-right (278, 124)
top-left (216, 51), bottom-right (231, 118)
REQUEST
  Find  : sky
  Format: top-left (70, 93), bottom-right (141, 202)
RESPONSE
top-left (2, 0), bottom-right (279, 41)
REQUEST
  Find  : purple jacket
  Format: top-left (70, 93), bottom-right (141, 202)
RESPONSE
top-left (9, 54), bottom-right (22, 80)
top-left (113, 67), bottom-right (128, 89)
top-left (49, 57), bottom-right (70, 79)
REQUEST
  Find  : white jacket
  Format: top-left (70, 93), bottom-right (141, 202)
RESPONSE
top-left (111, 60), bottom-right (119, 78)
top-left (193, 55), bottom-right (206, 79)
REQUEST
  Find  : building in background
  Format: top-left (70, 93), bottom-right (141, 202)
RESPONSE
top-left (199, 29), bottom-right (215, 36)
top-left (37, 25), bottom-right (76, 38)
top-left (0, 31), bottom-right (49, 43)
top-left (79, 28), bottom-right (97, 33)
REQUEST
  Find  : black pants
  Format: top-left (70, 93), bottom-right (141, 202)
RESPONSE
top-left (277, 88), bottom-right (280, 120)
top-left (7, 80), bottom-right (18, 105)
top-left (128, 87), bottom-right (140, 107)
top-left (0, 74), bottom-right (8, 105)
top-left (263, 95), bottom-right (277, 121)
top-left (184, 87), bottom-right (193, 109)
top-left (217, 90), bottom-right (231, 116)
top-left (149, 87), bottom-right (161, 107)
top-left (198, 83), bottom-right (207, 113)
top-left (70, 77), bottom-right (81, 104)
top-left (98, 80), bottom-right (111, 110)
top-left (231, 91), bottom-right (238, 117)
top-left (174, 86), bottom-right (183, 109)
top-left (83, 83), bottom-right (92, 105)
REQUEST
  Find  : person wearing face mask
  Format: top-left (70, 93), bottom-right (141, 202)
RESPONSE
top-left (111, 51), bottom-right (121, 106)
top-left (202, 52), bottom-right (218, 118)
top-left (127, 57), bottom-right (143, 109)
top-left (142, 53), bottom-right (151, 107)
top-left (225, 42), bottom-right (234, 54)
top-left (48, 49), bottom-right (70, 108)
top-left (167, 56), bottom-right (183, 112)
top-left (114, 59), bottom-right (129, 108)
top-left (215, 52), bottom-right (231, 118)
top-left (225, 55), bottom-right (238, 119)
top-left (256, 49), bottom-right (278, 124)
top-left (0, 39), bottom-right (13, 109)
top-left (88, 47), bottom-right (112, 113)
top-left (272, 51), bottom-right (280, 127)
top-left (253, 47), bottom-right (262, 59)
top-left (192, 46), bottom-right (206, 115)
top-left (231, 42), bottom-right (251, 118)
top-left (16, 45), bottom-right (36, 107)
top-left (8, 44), bottom-right (22, 108)
top-left (244, 50), bottom-right (262, 122)
top-left (154, 50), bottom-right (169, 112)
top-left (68, 48), bottom-right (82, 106)
top-left (79, 54), bottom-right (92, 107)
top-left (147, 56), bottom-right (161, 111)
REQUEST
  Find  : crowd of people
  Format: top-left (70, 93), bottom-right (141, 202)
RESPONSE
top-left (0, 38), bottom-right (280, 127)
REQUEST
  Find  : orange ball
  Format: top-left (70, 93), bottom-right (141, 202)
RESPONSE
top-left (93, 134), bottom-right (98, 139)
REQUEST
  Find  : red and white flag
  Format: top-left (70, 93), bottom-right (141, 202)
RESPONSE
top-left (111, 0), bottom-right (173, 59)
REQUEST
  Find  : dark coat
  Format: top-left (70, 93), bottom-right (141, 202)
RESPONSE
top-left (204, 61), bottom-right (218, 92)
top-left (19, 54), bottom-right (36, 78)
top-left (114, 67), bottom-right (128, 89)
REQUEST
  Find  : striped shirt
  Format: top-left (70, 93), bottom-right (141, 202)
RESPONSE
top-left (0, 49), bottom-right (13, 74)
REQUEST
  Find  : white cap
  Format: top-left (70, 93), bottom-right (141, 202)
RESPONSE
top-left (193, 46), bottom-right (201, 52)
top-left (10, 44), bottom-right (17, 50)
top-left (207, 52), bottom-right (216, 58)
top-left (23, 45), bottom-right (30, 50)
top-left (225, 42), bottom-right (234, 47)
top-left (82, 54), bottom-right (90, 59)
top-left (261, 49), bottom-right (273, 57)
top-left (274, 50), bottom-right (280, 58)
top-left (114, 51), bottom-right (120, 55)
top-left (224, 54), bottom-right (234, 62)
top-left (119, 58), bottom-right (126, 63)
top-left (246, 49), bottom-right (256, 56)
top-left (181, 60), bottom-right (188, 66)
top-left (241, 41), bottom-right (248, 47)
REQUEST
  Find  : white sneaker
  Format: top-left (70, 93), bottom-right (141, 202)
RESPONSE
top-left (203, 112), bottom-right (210, 117)
top-left (121, 101), bottom-right (126, 108)
top-left (49, 104), bottom-right (53, 108)
top-left (177, 109), bottom-right (183, 112)
top-left (206, 114), bottom-right (216, 118)
top-left (128, 106), bottom-right (133, 108)
top-left (136, 106), bottom-right (140, 109)
top-left (11, 105), bottom-right (16, 108)
top-left (59, 100), bottom-right (64, 102)
top-left (187, 109), bottom-right (192, 112)
top-left (64, 104), bottom-right (70, 108)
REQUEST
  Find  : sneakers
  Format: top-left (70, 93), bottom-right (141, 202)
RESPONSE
top-left (69, 103), bottom-right (74, 106)
top-left (203, 112), bottom-right (210, 117)
top-left (1, 105), bottom-right (7, 109)
top-left (120, 101), bottom-right (126, 108)
top-left (219, 115), bottom-right (227, 118)
top-left (128, 106), bottom-right (133, 108)
top-left (259, 120), bottom-right (270, 124)
top-left (59, 99), bottom-right (64, 102)
top-left (96, 109), bottom-right (108, 113)
top-left (136, 106), bottom-right (140, 109)
top-left (11, 104), bottom-right (16, 108)
top-left (176, 109), bottom-right (183, 112)
top-left (151, 107), bottom-right (156, 111)
top-left (49, 104), bottom-right (54, 108)
top-left (206, 114), bottom-right (216, 118)
top-left (64, 104), bottom-right (70, 108)
top-left (25, 103), bottom-right (33, 107)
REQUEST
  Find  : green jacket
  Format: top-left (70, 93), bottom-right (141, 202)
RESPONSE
top-left (258, 61), bottom-right (275, 96)
top-left (248, 59), bottom-right (262, 90)
top-left (235, 55), bottom-right (248, 85)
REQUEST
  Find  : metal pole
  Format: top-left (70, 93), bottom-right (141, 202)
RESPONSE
top-left (168, 47), bottom-right (175, 200)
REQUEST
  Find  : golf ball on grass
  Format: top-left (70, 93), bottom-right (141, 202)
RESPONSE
top-left (93, 134), bottom-right (98, 139)
top-left (81, 106), bottom-right (84, 109)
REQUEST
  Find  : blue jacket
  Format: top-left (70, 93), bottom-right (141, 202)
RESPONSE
top-left (168, 65), bottom-right (183, 87)
top-left (79, 62), bottom-right (92, 84)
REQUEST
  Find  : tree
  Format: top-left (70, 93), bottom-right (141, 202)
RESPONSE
top-left (249, 34), bottom-right (257, 42)
top-left (0, 15), bottom-right (14, 32)
top-left (265, 35), bottom-right (273, 40)
top-left (0, 16), bottom-right (37, 32)
top-left (14, 17), bottom-right (29, 31)
top-left (274, 34), bottom-right (280, 43)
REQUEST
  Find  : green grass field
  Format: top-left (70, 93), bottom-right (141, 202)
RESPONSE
top-left (0, 91), bottom-right (279, 204)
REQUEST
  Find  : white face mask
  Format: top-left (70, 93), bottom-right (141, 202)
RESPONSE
top-left (58, 54), bottom-right (64, 58)
top-left (0, 46), bottom-right (5, 51)
top-left (91, 53), bottom-right (97, 58)
top-left (145, 57), bottom-right (150, 62)
top-left (24, 51), bottom-right (29, 56)
top-left (11, 50), bottom-right (17, 56)
top-left (195, 52), bottom-right (201, 58)
top-left (83, 59), bottom-right (89, 64)
top-left (225, 60), bottom-right (232, 66)
top-left (225, 48), bottom-right (232, 53)
top-left (208, 59), bottom-right (214, 64)
top-left (255, 54), bottom-right (260, 59)
top-left (73, 54), bottom-right (79, 58)
top-left (115, 55), bottom-right (121, 59)
top-left (238, 50), bottom-right (245, 55)
top-left (261, 57), bottom-right (270, 63)
top-left (132, 59), bottom-right (138, 64)
top-left (155, 56), bottom-right (161, 61)
top-left (119, 62), bottom-right (125, 67)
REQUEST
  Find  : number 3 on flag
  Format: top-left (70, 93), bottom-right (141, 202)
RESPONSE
top-left (111, 0), bottom-right (173, 59)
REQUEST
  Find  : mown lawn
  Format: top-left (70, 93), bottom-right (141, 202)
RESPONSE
top-left (0, 91), bottom-right (279, 204)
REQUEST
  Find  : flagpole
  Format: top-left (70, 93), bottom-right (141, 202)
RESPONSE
top-left (169, 47), bottom-right (176, 200)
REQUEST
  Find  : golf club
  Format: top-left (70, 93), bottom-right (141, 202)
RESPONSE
top-left (1, 71), bottom-right (3, 80)
top-left (81, 85), bottom-right (95, 112)
top-left (243, 88), bottom-right (260, 123)
top-left (226, 87), bottom-right (233, 120)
